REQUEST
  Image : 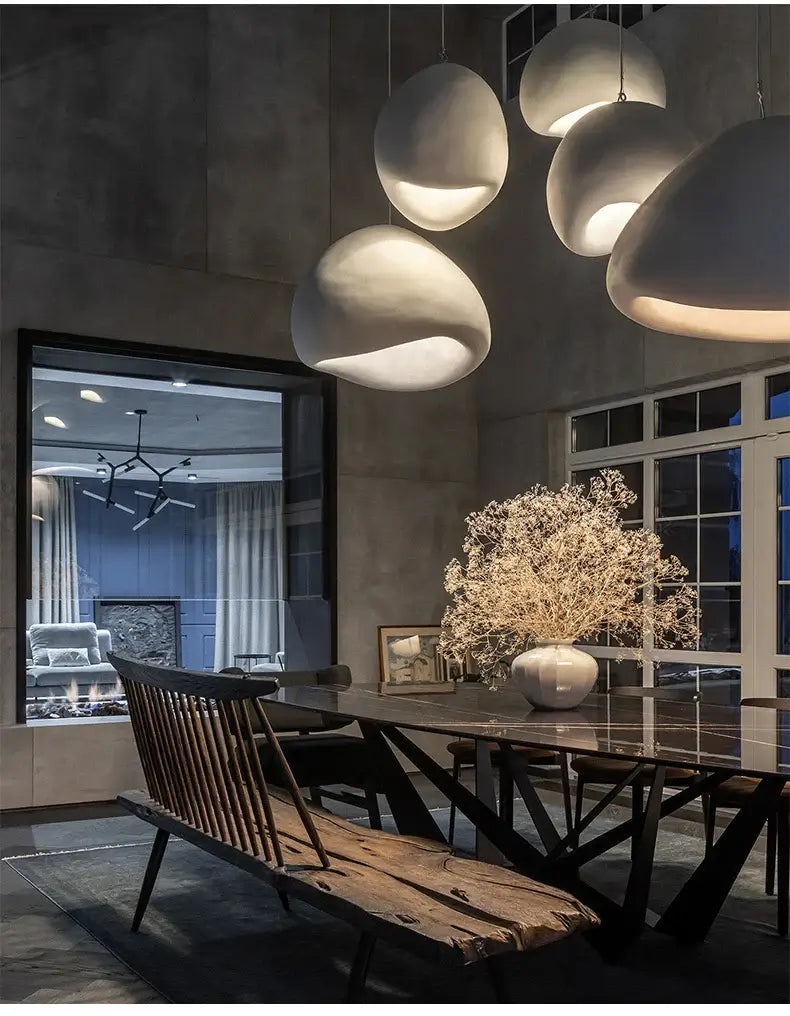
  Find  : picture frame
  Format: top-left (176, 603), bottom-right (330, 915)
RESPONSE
top-left (377, 626), bottom-right (462, 695)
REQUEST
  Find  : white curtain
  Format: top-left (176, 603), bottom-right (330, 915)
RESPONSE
top-left (214, 482), bottom-right (284, 671)
top-left (30, 476), bottom-right (80, 624)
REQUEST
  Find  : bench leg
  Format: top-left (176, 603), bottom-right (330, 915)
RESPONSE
top-left (131, 829), bottom-right (169, 933)
top-left (346, 933), bottom-right (376, 1002)
top-left (485, 955), bottom-right (511, 1003)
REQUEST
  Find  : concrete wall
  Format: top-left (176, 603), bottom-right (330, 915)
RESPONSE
top-left (476, 4), bottom-right (790, 500)
top-left (0, 6), bottom-right (484, 805)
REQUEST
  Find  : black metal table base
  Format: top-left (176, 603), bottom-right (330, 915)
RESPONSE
top-left (362, 722), bottom-right (771, 951)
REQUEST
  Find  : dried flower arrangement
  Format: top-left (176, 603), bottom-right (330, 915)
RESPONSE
top-left (440, 470), bottom-right (699, 671)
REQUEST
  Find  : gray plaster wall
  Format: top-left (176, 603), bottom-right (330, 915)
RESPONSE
top-left (0, 5), bottom-right (486, 727)
top-left (476, 4), bottom-right (790, 501)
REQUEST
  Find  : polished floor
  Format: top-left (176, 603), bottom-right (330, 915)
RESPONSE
top-left (0, 777), bottom-right (781, 1004)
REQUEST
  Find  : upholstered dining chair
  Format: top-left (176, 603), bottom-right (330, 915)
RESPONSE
top-left (570, 685), bottom-right (701, 858)
top-left (703, 697), bottom-right (790, 936)
top-left (221, 665), bottom-right (383, 829)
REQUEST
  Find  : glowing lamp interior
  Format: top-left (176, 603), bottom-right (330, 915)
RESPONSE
top-left (389, 181), bottom-right (491, 231)
top-left (583, 202), bottom-right (640, 255)
top-left (548, 101), bottom-right (610, 137)
top-left (629, 296), bottom-right (790, 342)
top-left (315, 335), bottom-right (475, 391)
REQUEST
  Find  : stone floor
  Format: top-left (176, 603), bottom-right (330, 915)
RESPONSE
top-left (0, 778), bottom-right (779, 1004)
top-left (1, 803), bottom-right (163, 1003)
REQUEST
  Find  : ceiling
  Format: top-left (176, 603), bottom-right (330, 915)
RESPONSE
top-left (33, 369), bottom-right (282, 483)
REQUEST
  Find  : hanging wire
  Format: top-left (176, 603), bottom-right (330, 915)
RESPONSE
top-left (617, 4), bottom-right (627, 101)
top-left (755, 5), bottom-right (766, 118)
top-left (387, 3), bottom-right (392, 98)
top-left (387, 4), bottom-right (392, 224)
top-left (439, 4), bottom-right (448, 62)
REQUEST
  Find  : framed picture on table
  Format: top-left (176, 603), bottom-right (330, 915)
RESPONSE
top-left (377, 626), bottom-right (463, 695)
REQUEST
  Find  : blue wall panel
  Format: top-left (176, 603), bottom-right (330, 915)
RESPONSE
top-left (75, 479), bottom-right (217, 670)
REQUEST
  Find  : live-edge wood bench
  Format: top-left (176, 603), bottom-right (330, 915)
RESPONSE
top-left (110, 653), bottom-right (599, 1002)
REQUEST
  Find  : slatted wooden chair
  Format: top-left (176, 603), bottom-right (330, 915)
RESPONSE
top-left (110, 652), bottom-right (599, 1002)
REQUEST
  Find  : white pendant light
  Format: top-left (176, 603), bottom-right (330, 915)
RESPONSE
top-left (375, 62), bottom-right (508, 231)
top-left (519, 18), bottom-right (665, 138)
top-left (547, 101), bottom-right (696, 256)
top-left (607, 115), bottom-right (790, 341)
top-left (374, 7), bottom-right (507, 231)
top-left (291, 224), bottom-right (490, 391)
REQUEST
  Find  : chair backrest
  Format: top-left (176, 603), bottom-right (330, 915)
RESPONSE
top-left (610, 685), bottom-right (702, 703)
top-left (741, 697), bottom-right (790, 710)
top-left (109, 652), bottom-right (330, 871)
top-left (247, 664), bottom-right (352, 733)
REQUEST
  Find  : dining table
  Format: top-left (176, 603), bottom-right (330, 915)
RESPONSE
top-left (264, 680), bottom-right (789, 951)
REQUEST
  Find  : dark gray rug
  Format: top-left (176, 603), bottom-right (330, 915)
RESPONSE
top-left (5, 801), bottom-right (789, 1003)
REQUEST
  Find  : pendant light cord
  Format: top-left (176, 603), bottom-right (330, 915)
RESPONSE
top-left (439, 4), bottom-right (447, 62)
top-left (756, 5), bottom-right (766, 118)
top-left (617, 4), bottom-right (626, 101)
top-left (387, 3), bottom-right (392, 225)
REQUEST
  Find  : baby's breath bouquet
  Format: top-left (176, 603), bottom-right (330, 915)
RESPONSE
top-left (440, 470), bottom-right (699, 676)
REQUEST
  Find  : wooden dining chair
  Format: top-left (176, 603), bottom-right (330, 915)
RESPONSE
top-left (570, 685), bottom-right (701, 858)
top-left (704, 697), bottom-right (790, 936)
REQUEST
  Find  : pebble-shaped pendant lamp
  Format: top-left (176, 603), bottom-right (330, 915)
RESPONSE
top-left (607, 115), bottom-right (790, 342)
top-left (520, 18), bottom-right (666, 137)
top-left (374, 63), bottom-right (508, 231)
top-left (291, 225), bottom-right (491, 391)
top-left (547, 102), bottom-right (696, 257)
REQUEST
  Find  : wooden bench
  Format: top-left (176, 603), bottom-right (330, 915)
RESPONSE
top-left (110, 653), bottom-right (599, 1001)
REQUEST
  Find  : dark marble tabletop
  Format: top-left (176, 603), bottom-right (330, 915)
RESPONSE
top-left (267, 683), bottom-right (790, 779)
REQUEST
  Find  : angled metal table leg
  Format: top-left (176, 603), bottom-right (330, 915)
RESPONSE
top-left (358, 721), bottom-right (445, 842)
top-left (656, 776), bottom-right (786, 944)
top-left (617, 764), bottom-right (666, 943)
top-left (500, 742), bottom-right (562, 853)
top-left (475, 740), bottom-right (506, 864)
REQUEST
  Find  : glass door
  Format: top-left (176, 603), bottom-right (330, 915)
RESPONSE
top-left (754, 433), bottom-right (790, 770)
top-left (755, 433), bottom-right (790, 694)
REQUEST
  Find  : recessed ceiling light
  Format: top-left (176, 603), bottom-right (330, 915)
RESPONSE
top-left (80, 389), bottom-right (104, 403)
top-left (125, 411), bottom-right (136, 416)
top-left (43, 416), bottom-right (67, 429)
top-left (172, 380), bottom-right (188, 388)
top-left (187, 473), bottom-right (198, 480)
top-left (97, 467), bottom-right (107, 476)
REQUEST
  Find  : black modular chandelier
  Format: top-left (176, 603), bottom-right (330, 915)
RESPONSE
top-left (83, 409), bottom-right (196, 531)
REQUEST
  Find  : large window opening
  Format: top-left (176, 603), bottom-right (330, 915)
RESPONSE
top-left (21, 336), bottom-right (335, 723)
top-left (566, 366), bottom-right (790, 768)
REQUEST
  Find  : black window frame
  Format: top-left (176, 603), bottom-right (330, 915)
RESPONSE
top-left (16, 328), bottom-right (338, 724)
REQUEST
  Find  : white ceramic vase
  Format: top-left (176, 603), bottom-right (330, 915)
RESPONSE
top-left (510, 641), bottom-right (598, 710)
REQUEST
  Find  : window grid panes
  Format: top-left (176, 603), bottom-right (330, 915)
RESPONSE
top-left (567, 365), bottom-right (790, 703)
top-left (572, 402), bottom-right (643, 452)
top-left (766, 371), bottom-right (790, 420)
top-left (503, 5), bottom-right (657, 101)
top-left (572, 463), bottom-right (644, 648)
top-left (655, 448), bottom-right (742, 653)
top-left (655, 382), bottom-right (741, 438)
